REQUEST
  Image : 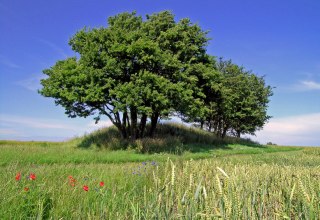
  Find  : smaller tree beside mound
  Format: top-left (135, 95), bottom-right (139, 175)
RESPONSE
top-left (182, 58), bottom-right (273, 138)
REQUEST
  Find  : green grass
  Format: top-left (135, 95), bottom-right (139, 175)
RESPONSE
top-left (0, 139), bottom-right (300, 166)
top-left (0, 124), bottom-right (318, 218)
top-left (0, 144), bottom-right (319, 219)
top-left (74, 123), bottom-right (263, 152)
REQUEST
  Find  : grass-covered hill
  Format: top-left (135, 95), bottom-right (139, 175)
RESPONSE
top-left (74, 123), bottom-right (262, 152)
top-left (0, 123), bottom-right (301, 166)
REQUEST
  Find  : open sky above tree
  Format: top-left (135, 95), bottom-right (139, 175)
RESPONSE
top-left (0, 0), bottom-right (319, 145)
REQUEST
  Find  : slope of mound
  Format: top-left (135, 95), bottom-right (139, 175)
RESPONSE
top-left (72, 123), bottom-right (261, 153)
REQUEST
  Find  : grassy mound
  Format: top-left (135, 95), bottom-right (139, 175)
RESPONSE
top-left (0, 123), bottom-right (302, 166)
top-left (74, 123), bottom-right (261, 153)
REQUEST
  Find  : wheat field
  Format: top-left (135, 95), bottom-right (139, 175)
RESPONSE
top-left (0, 141), bottom-right (319, 219)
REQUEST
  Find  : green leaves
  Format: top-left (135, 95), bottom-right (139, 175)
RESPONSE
top-left (196, 58), bottom-right (272, 137)
top-left (39, 11), bottom-right (272, 140)
top-left (39, 11), bottom-right (212, 139)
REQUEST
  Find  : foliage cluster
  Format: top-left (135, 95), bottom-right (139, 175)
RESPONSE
top-left (39, 11), bottom-right (272, 140)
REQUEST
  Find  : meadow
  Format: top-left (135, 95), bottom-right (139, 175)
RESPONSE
top-left (0, 124), bottom-right (319, 219)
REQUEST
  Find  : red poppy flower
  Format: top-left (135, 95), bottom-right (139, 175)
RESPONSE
top-left (99, 181), bottom-right (104, 187)
top-left (29, 173), bottom-right (36, 180)
top-left (69, 180), bottom-right (76, 187)
top-left (15, 172), bottom-right (21, 181)
top-left (24, 187), bottom-right (29, 191)
top-left (68, 176), bottom-right (76, 187)
top-left (83, 185), bottom-right (89, 191)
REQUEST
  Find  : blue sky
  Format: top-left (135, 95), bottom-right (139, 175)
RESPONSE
top-left (0, 0), bottom-right (319, 146)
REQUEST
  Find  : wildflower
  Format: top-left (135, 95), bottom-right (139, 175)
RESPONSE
top-left (70, 180), bottom-right (76, 187)
top-left (99, 181), bottom-right (104, 187)
top-left (151, 161), bottom-right (157, 166)
top-left (24, 187), bottom-right (29, 191)
top-left (15, 172), bottom-right (21, 181)
top-left (83, 185), bottom-right (89, 191)
top-left (29, 173), bottom-right (36, 180)
top-left (142, 162), bottom-right (147, 166)
top-left (68, 176), bottom-right (76, 187)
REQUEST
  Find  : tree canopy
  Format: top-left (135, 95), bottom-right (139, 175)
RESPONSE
top-left (39, 11), bottom-right (272, 140)
top-left (194, 58), bottom-right (272, 137)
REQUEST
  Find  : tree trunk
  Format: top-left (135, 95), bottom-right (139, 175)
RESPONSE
top-left (236, 130), bottom-right (241, 138)
top-left (200, 120), bottom-right (204, 130)
top-left (112, 122), bottom-right (126, 139)
top-left (149, 112), bottom-right (159, 137)
top-left (217, 120), bottom-right (222, 137)
top-left (221, 127), bottom-right (228, 139)
top-left (120, 126), bottom-right (127, 139)
top-left (208, 122), bottom-right (212, 132)
top-left (130, 107), bottom-right (138, 140)
top-left (126, 112), bottom-right (131, 137)
top-left (138, 113), bottom-right (147, 138)
top-left (121, 111), bottom-right (128, 139)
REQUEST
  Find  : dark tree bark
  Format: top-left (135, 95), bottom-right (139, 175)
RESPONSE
top-left (130, 107), bottom-right (138, 140)
top-left (120, 111), bottom-right (128, 139)
top-left (126, 112), bottom-right (131, 137)
top-left (221, 126), bottom-right (228, 139)
top-left (200, 120), bottom-right (204, 130)
top-left (138, 113), bottom-right (147, 138)
top-left (208, 122), bottom-right (212, 132)
top-left (149, 112), bottom-right (159, 137)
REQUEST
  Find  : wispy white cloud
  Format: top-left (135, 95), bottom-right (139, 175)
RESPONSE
top-left (37, 38), bottom-right (68, 58)
top-left (300, 80), bottom-right (320, 90)
top-left (0, 114), bottom-right (114, 141)
top-left (281, 79), bottom-right (320, 92)
top-left (0, 54), bottom-right (20, 68)
top-left (88, 120), bottom-right (113, 129)
top-left (0, 114), bottom-right (79, 130)
top-left (15, 75), bottom-right (44, 91)
top-left (0, 128), bottom-right (20, 135)
top-left (251, 113), bottom-right (320, 146)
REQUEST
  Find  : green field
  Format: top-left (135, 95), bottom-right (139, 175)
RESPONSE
top-left (0, 137), bottom-right (319, 219)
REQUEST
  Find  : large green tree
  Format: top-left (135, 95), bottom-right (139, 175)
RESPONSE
top-left (39, 11), bottom-right (209, 140)
top-left (196, 58), bottom-right (273, 138)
